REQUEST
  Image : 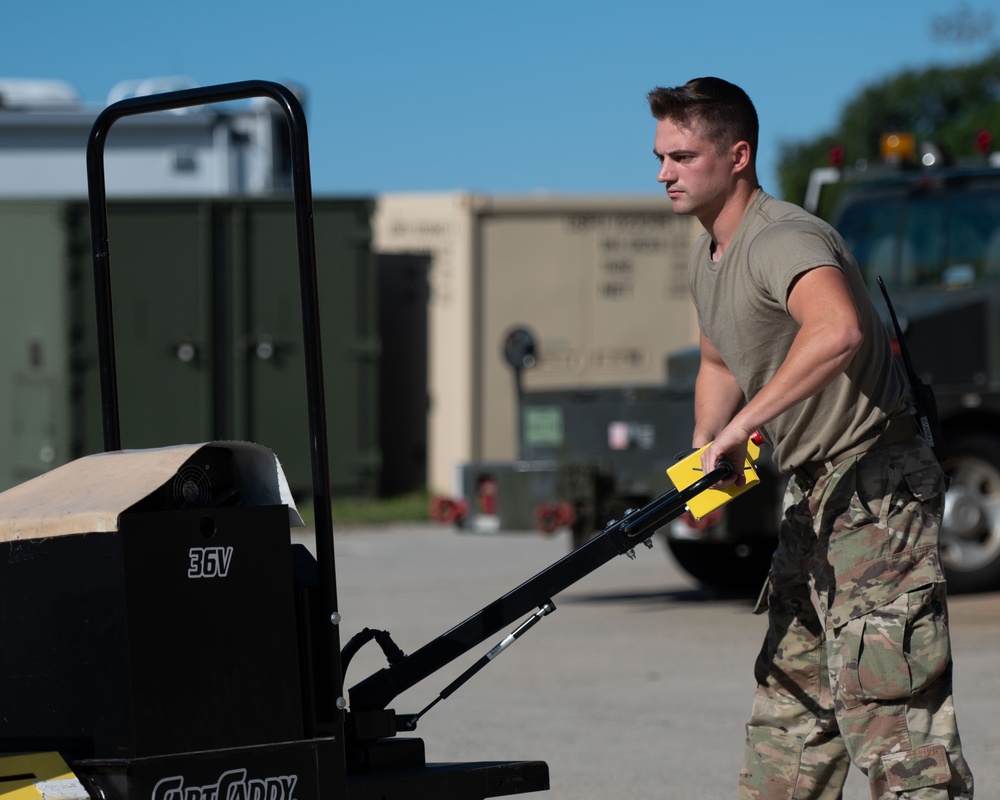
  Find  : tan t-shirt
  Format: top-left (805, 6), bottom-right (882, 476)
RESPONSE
top-left (689, 190), bottom-right (909, 471)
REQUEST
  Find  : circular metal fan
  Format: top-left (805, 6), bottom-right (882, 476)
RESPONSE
top-left (171, 464), bottom-right (213, 508)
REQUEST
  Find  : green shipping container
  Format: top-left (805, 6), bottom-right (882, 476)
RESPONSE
top-left (0, 198), bottom-right (379, 498)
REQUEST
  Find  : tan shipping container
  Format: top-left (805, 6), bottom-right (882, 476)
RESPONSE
top-left (373, 193), bottom-right (701, 495)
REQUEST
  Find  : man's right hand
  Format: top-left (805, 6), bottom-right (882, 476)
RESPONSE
top-left (700, 423), bottom-right (753, 489)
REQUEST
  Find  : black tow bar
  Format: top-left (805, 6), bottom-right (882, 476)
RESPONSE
top-left (346, 461), bottom-right (737, 723)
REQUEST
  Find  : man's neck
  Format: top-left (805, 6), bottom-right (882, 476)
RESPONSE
top-left (702, 183), bottom-right (760, 262)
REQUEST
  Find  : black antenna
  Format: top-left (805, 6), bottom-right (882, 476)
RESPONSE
top-left (877, 276), bottom-right (947, 462)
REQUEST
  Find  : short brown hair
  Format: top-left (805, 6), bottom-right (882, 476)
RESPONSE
top-left (647, 77), bottom-right (758, 164)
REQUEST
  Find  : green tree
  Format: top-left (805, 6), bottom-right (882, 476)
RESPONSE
top-left (778, 49), bottom-right (1000, 206)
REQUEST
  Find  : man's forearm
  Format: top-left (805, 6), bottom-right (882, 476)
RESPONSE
top-left (693, 363), bottom-right (746, 448)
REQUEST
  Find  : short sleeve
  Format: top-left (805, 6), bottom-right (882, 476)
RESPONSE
top-left (748, 220), bottom-right (845, 311)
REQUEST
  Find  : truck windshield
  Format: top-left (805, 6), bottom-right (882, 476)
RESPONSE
top-left (834, 177), bottom-right (1000, 290)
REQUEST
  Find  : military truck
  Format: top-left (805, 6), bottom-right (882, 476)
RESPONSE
top-left (487, 137), bottom-right (1000, 594)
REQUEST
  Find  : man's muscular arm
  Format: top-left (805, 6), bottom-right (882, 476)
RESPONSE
top-left (693, 330), bottom-right (745, 449)
top-left (701, 265), bottom-right (864, 483)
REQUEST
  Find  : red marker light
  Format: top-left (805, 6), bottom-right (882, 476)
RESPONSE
top-left (975, 129), bottom-right (993, 156)
top-left (828, 144), bottom-right (846, 168)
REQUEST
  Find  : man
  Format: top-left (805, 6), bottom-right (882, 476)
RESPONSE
top-left (648, 77), bottom-right (974, 799)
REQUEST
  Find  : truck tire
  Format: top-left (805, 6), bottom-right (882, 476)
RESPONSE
top-left (665, 536), bottom-right (774, 593)
top-left (940, 432), bottom-right (1000, 594)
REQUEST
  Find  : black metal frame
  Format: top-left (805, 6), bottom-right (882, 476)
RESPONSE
top-left (85, 79), bottom-right (344, 738)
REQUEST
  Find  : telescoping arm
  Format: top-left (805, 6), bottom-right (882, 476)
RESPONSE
top-left (346, 460), bottom-right (738, 715)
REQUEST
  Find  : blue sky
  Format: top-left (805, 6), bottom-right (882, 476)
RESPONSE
top-left (6, 1), bottom-right (997, 201)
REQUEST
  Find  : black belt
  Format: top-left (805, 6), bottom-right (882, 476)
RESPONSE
top-left (791, 415), bottom-right (919, 487)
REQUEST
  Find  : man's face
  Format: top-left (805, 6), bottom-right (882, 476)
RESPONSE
top-left (653, 117), bottom-right (734, 220)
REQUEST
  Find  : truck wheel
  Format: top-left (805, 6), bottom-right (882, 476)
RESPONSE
top-left (665, 537), bottom-right (774, 593)
top-left (940, 432), bottom-right (1000, 593)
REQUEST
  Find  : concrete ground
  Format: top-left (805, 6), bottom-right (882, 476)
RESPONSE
top-left (300, 522), bottom-right (999, 799)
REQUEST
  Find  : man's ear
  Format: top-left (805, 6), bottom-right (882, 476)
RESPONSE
top-left (732, 140), bottom-right (752, 174)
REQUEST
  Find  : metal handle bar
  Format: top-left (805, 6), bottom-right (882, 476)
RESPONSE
top-left (85, 80), bottom-right (343, 724)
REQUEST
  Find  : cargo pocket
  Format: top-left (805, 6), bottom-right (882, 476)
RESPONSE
top-left (833, 586), bottom-right (950, 709)
top-left (902, 461), bottom-right (946, 502)
top-left (880, 744), bottom-right (951, 793)
top-left (901, 583), bottom-right (952, 693)
top-left (849, 595), bottom-right (911, 702)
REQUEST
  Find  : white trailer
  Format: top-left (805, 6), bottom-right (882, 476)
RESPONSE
top-left (0, 77), bottom-right (294, 198)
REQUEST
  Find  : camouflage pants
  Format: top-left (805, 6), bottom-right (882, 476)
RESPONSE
top-left (738, 438), bottom-right (974, 799)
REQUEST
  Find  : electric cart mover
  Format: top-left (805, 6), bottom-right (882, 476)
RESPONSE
top-left (0, 81), bottom-right (754, 800)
